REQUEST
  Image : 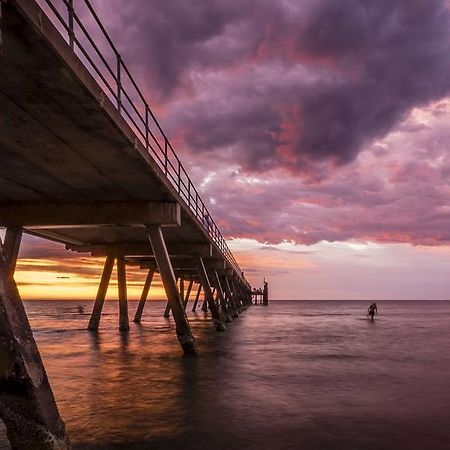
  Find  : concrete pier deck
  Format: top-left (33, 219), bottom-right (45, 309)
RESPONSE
top-left (0, 0), bottom-right (255, 446)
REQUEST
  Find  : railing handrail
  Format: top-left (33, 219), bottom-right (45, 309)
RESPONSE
top-left (38, 0), bottom-right (248, 285)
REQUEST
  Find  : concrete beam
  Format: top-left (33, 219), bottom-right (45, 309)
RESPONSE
top-left (67, 242), bottom-right (212, 257)
top-left (0, 202), bottom-right (180, 227)
top-left (139, 258), bottom-right (226, 271)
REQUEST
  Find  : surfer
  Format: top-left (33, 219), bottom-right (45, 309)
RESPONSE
top-left (367, 302), bottom-right (377, 321)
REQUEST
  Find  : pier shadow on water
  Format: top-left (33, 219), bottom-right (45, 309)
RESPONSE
top-left (3, 300), bottom-right (450, 450)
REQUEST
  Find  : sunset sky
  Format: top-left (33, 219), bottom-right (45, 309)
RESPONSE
top-left (8, 0), bottom-right (450, 300)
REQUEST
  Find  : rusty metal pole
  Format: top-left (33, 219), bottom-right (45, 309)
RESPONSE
top-left (88, 254), bottom-right (114, 331)
top-left (0, 237), bottom-right (70, 449)
top-left (147, 225), bottom-right (196, 354)
top-left (197, 258), bottom-right (225, 331)
top-left (133, 269), bottom-right (154, 323)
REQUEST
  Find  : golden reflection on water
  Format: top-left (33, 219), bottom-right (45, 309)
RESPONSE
top-left (27, 301), bottom-right (214, 446)
top-left (17, 300), bottom-right (450, 450)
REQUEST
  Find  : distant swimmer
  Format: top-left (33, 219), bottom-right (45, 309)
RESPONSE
top-left (367, 302), bottom-right (377, 321)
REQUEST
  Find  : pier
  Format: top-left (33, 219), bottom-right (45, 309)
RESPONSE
top-left (252, 280), bottom-right (269, 305)
top-left (0, 0), bottom-right (263, 447)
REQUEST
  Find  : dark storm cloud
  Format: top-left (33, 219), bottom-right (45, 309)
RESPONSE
top-left (94, 0), bottom-right (268, 97)
top-left (296, 0), bottom-right (450, 163)
top-left (94, 0), bottom-right (450, 169)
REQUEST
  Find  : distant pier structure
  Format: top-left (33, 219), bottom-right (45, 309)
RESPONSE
top-left (0, 0), bottom-right (262, 448)
top-left (252, 279), bottom-right (269, 305)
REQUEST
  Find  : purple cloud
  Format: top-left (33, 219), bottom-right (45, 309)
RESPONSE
top-left (92, 0), bottom-right (450, 171)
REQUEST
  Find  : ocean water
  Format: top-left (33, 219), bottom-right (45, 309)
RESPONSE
top-left (1, 300), bottom-right (450, 450)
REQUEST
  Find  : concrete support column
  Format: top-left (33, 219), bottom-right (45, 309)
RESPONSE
top-left (164, 277), bottom-right (178, 319)
top-left (117, 256), bottom-right (129, 331)
top-left (230, 278), bottom-right (244, 311)
top-left (191, 284), bottom-right (202, 312)
top-left (87, 254), bottom-right (114, 331)
top-left (238, 282), bottom-right (249, 308)
top-left (201, 292), bottom-right (208, 312)
top-left (147, 225), bottom-right (196, 354)
top-left (0, 237), bottom-right (70, 449)
top-left (133, 269), bottom-right (154, 323)
top-left (183, 280), bottom-right (193, 310)
top-left (213, 271), bottom-right (232, 323)
top-left (179, 277), bottom-right (184, 305)
top-left (224, 276), bottom-right (239, 318)
top-left (3, 227), bottom-right (22, 278)
top-left (197, 258), bottom-right (225, 331)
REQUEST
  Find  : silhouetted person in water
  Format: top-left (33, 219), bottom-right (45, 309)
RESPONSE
top-left (368, 302), bottom-right (377, 321)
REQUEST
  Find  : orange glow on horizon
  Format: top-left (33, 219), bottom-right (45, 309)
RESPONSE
top-left (14, 258), bottom-right (168, 301)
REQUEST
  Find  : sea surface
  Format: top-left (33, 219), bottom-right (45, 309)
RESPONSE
top-left (1, 300), bottom-right (450, 450)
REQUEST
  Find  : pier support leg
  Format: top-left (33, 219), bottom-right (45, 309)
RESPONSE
top-left (147, 225), bottom-right (196, 354)
top-left (117, 256), bottom-right (129, 332)
top-left (133, 269), bottom-right (154, 323)
top-left (163, 276), bottom-right (179, 318)
top-left (3, 228), bottom-right (22, 277)
top-left (192, 285), bottom-right (201, 312)
top-left (213, 271), bottom-right (232, 323)
top-left (224, 277), bottom-right (239, 318)
top-left (197, 259), bottom-right (225, 331)
top-left (183, 280), bottom-right (193, 310)
top-left (179, 277), bottom-right (184, 307)
top-left (88, 254), bottom-right (114, 331)
top-left (0, 238), bottom-right (70, 449)
top-left (201, 294), bottom-right (208, 312)
top-left (231, 279), bottom-right (244, 311)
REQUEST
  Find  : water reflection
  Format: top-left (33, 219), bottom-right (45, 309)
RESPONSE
top-left (6, 300), bottom-right (450, 450)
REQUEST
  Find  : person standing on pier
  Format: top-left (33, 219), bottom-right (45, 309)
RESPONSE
top-left (368, 302), bottom-right (377, 321)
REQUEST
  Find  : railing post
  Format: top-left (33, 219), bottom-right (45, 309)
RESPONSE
top-left (145, 105), bottom-right (149, 150)
top-left (177, 161), bottom-right (181, 193)
top-left (188, 179), bottom-right (191, 208)
top-left (68, 0), bottom-right (74, 49)
top-left (164, 139), bottom-right (168, 175)
top-left (195, 192), bottom-right (199, 218)
top-left (116, 53), bottom-right (121, 111)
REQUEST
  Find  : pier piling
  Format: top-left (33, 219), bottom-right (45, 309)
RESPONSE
top-left (0, 237), bottom-right (70, 449)
top-left (87, 254), bottom-right (114, 331)
top-left (147, 225), bottom-right (196, 354)
top-left (133, 269), bottom-right (154, 323)
top-left (192, 285), bottom-right (202, 312)
top-left (197, 258), bottom-right (226, 331)
top-left (117, 256), bottom-right (129, 332)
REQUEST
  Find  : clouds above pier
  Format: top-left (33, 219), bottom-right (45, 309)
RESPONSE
top-left (98, 0), bottom-right (450, 170)
top-left (15, 0), bottom-right (450, 300)
top-left (87, 0), bottom-right (450, 248)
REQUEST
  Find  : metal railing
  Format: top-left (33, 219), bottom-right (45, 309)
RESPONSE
top-left (36, 0), bottom-right (247, 282)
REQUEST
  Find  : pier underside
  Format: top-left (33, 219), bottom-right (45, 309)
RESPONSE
top-left (0, 0), bottom-right (254, 447)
